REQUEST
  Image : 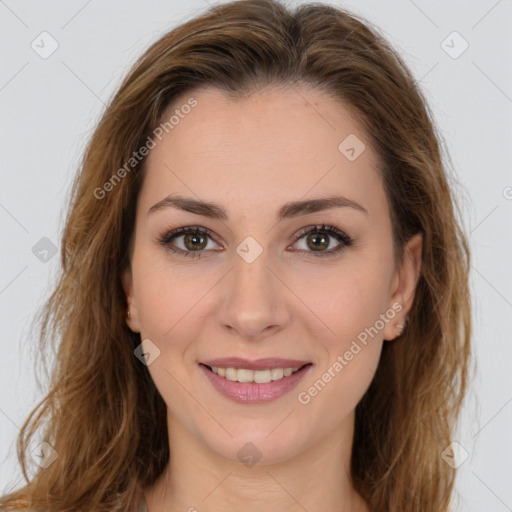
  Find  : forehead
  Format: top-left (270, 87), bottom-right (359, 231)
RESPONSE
top-left (139, 85), bottom-right (387, 220)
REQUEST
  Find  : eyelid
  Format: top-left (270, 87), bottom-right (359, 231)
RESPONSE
top-left (155, 225), bottom-right (221, 254)
top-left (156, 223), bottom-right (353, 259)
top-left (290, 223), bottom-right (352, 246)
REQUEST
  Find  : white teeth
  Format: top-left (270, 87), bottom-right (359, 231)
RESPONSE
top-left (237, 369), bottom-right (254, 383)
top-left (209, 366), bottom-right (301, 383)
top-left (225, 367), bottom-right (238, 381)
top-left (270, 368), bottom-right (284, 380)
top-left (254, 369), bottom-right (271, 383)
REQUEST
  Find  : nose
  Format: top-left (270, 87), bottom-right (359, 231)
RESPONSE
top-left (215, 246), bottom-right (291, 342)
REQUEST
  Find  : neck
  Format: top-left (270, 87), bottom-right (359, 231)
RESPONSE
top-left (143, 410), bottom-right (370, 512)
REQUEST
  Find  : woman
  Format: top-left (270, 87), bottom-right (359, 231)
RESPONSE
top-left (0, 0), bottom-right (471, 510)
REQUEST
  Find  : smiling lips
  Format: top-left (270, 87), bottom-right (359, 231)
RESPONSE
top-left (209, 365), bottom-right (302, 384)
top-left (200, 357), bottom-right (312, 403)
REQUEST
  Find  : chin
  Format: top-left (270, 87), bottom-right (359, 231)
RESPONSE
top-left (203, 428), bottom-right (309, 467)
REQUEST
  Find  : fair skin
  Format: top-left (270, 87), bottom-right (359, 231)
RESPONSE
top-left (122, 84), bottom-right (422, 512)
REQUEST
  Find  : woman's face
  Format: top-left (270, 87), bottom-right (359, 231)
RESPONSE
top-left (123, 84), bottom-right (421, 465)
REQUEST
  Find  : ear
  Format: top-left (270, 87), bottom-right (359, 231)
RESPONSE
top-left (121, 265), bottom-right (141, 333)
top-left (383, 233), bottom-right (423, 341)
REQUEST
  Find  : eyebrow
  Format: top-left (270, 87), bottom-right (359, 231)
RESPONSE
top-left (147, 194), bottom-right (368, 220)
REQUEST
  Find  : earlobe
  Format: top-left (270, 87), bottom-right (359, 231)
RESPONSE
top-left (121, 265), bottom-right (141, 333)
top-left (383, 233), bottom-right (423, 341)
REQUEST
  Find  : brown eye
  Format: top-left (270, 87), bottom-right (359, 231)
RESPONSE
top-left (305, 232), bottom-right (329, 251)
top-left (158, 226), bottom-right (219, 259)
top-left (183, 232), bottom-right (208, 251)
top-left (291, 224), bottom-right (353, 258)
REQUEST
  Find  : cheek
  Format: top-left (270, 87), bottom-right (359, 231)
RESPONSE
top-left (294, 257), bottom-right (393, 347)
top-left (293, 257), bottom-right (390, 400)
top-left (294, 256), bottom-right (392, 422)
top-left (296, 291), bottom-right (386, 430)
top-left (298, 341), bottom-right (383, 432)
top-left (131, 250), bottom-right (210, 345)
top-left (131, 259), bottom-right (209, 408)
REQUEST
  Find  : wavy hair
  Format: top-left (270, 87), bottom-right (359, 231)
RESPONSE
top-left (0, 0), bottom-right (471, 510)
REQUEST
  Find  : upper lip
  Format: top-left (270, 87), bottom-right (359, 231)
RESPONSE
top-left (201, 357), bottom-right (311, 371)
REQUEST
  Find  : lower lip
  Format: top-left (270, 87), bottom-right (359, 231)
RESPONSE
top-left (199, 364), bottom-right (312, 404)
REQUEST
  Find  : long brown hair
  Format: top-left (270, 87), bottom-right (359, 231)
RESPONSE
top-left (0, 0), bottom-right (471, 510)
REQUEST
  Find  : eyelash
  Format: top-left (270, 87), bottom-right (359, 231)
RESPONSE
top-left (156, 223), bottom-right (353, 260)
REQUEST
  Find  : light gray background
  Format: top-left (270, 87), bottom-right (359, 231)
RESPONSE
top-left (1, 0), bottom-right (511, 510)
